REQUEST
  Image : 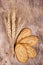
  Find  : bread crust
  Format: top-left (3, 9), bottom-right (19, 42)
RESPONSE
top-left (15, 43), bottom-right (28, 63)
top-left (22, 43), bottom-right (37, 58)
top-left (19, 35), bottom-right (39, 46)
top-left (17, 28), bottom-right (32, 43)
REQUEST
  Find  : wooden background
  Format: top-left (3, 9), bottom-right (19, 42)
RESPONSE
top-left (0, 0), bottom-right (43, 65)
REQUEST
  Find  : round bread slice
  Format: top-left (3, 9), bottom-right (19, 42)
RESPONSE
top-left (20, 35), bottom-right (39, 46)
top-left (17, 28), bottom-right (32, 43)
top-left (22, 44), bottom-right (37, 58)
top-left (15, 44), bottom-right (28, 63)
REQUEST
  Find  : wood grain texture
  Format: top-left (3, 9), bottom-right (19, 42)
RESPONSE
top-left (0, 0), bottom-right (43, 65)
